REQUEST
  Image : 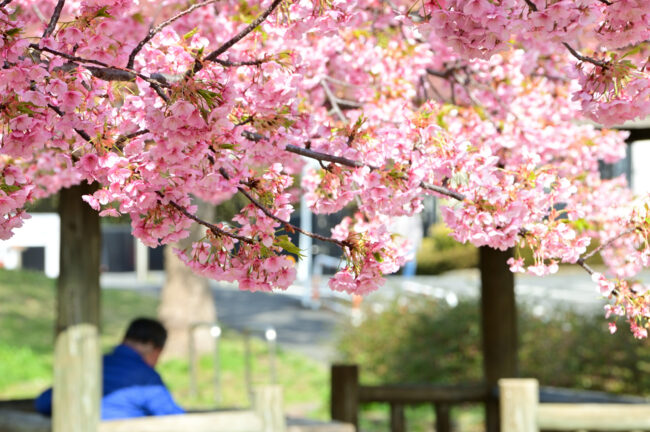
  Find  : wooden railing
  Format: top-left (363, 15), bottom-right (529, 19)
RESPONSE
top-left (500, 379), bottom-right (650, 432)
top-left (330, 365), bottom-right (488, 432)
top-left (0, 386), bottom-right (354, 432)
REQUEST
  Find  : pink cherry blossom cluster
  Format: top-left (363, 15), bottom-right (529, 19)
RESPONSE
top-left (2, 0), bottom-right (650, 336)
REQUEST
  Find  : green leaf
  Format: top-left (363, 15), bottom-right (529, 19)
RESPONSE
top-left (0, 184), bottom-right (20, 194)
top-left (274, 235), bottom-right (304, 257)
top-left (183, 27), bottom-right (199, 40)
top-left (94, 6), bottom-right (114, 18)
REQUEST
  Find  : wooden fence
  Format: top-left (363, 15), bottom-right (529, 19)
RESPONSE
top-left (500, 379), bottom-right (650, 432)
top-left (330, 365), bottom-right (488, 432)
top-left (0, 386), bottom-right (353, 432)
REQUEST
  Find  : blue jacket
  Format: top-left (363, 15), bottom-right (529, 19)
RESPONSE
top-left (35, 344), bottom-right (185, 420)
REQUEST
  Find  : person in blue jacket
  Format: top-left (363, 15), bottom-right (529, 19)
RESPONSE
top-left (35, 317), bottom-right (185, 420)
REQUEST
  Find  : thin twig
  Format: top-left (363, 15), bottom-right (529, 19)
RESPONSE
top-left (563, 42), bottom-right (609, 69)
top-left (214, 57), bottom-right (270, 67)
top-left (166, 198), bottom-right (254, 244)
top-left (0, 0), bottom-right (14, 8)
top-left (47, 103), bottom-right (92, 143)
top-left (578, 227), bottom-right (639, 264)
top-left (127, 0), bottom-right (218, 69)
top-left (115, 129), bottom-right (150, 148)
top-left (194, 0), bottom-right (284, 73)
top-left (43, 0), bottom-right (65, 38)
top-left (321, 79), bottom-right (347, 123)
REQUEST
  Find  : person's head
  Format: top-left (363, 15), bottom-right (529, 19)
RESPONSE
top-left (122, 317), bottom-right (167, 367)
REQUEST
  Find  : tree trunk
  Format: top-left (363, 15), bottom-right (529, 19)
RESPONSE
top-left (480, 246), bottom-right (517, 432)
top-left (54, 182), bottom-right (101, 432)
top-left (158, 199), bottom-right (217, 358)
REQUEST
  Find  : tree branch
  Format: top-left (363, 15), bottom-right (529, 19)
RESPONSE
top-left (578, 227), bottom-right (639, 265)
top-left (217, 167), bottom-right (349, 249)
top-left (0, 0), bottom-right (14, 8)
top-left (43, 0), bottom-right (65, 38)
top-left (563, 42), bottom-right (609, 69)
top-left (523, 0), bottom-right (538, 12)
top-left (127, 0), bottom-right (219, 69)
top-left (241, 131), bottom-right (467, 202)
top-left (166, 197), bottom-right (254, 244)
top-left (194, 0), bottom-right (284, 73)
top-left (214, 57), bottom-right (271, 67)
top-left (321, 79), bottom-right (347, 123)
top-left (47, 103), bottom-right (92, 143)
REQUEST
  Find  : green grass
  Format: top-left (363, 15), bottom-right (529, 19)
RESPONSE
top-left (0, 269), bottom-right (328, 418)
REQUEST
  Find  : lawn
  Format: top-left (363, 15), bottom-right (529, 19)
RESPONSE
top-left (0, 269), bottom-right (329, 419)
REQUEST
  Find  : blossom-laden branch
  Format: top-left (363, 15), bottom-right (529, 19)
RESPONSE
top-left (217, 168), bottom-right (350, 249)
top-left (127, 0), bottom-right (219, 69)
top-left (194, 0), bottom-right (284, 73)
top-left (241, 130), bottom-right (467, 202)
top-left (563, 42), bottom-right (609, 69)
top-left (165, 197), bottom-right (255, 245)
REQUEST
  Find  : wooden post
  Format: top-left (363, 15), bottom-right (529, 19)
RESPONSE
top-left (499, 379), bottom-right (538, 432)
top-left (331, 365), bottom-right (359, 429)
top-left (254, 386), bottom-right (285, 432)
top-left (434, 403), bottom-right (451, 432)
top-left (480, 246), bottom-right (518, 432)
top-left (54, 183), bottom-right (101, 432)
top-left (389, 403), bottom-right (405, 432)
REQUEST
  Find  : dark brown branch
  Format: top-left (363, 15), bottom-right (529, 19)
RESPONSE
top-left (0, 0), bottom-right (14, 8)
top-left (563, 42), bottom-right (609, 69)
top-left (34, 44), bottom-right (171, 88)
top-left (166, 198), bottom-right (254, 244)
top-left (523, 0), bottom-right (538, 12)
top-left (43, 0), bottom-right (65, 38)
top-left (218, 168), bottom-right (349, 249)
top-left (283, 144), bottom-right (466, 201)
top-left (127, 0), bottom-right (218, 69)
top-left (47, 103), bottom-right (92, 143)
top-left (241, 131), bottom-right (467, 201)
top-left (597, 0), bottom-right (612, 5)
top-left (115, 129), bottom-right (150, 147)
top-left (214, 58), bottom-right (270, 67)
top-left (195, 0), bottom-right (284, 73)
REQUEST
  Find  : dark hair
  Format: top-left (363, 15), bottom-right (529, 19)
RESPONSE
top-left (123, 317), bottom-right (167, 349)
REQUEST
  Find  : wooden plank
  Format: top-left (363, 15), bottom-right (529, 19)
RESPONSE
top-left (254, 386), bottom-right (285, 432)
top-left (54, 183), bottom-right (101, 432)
top-left (499, 379), bottom-right (538, 432)
top-left (99, 411), bottom-right (263, 432)
top-left (538, 404), bottom-right (650, 431)
top-left (389, 404), bottom-right (405, 432)
top-left (480, 247), bottom-right (518, 432)
top-left (330, 365), bottom-right (359, 429)
top-left (358, 384), bottom-right (487, 404)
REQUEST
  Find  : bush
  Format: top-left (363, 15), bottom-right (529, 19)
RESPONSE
top-left (338, 297), bottom-right (650, 395)
top-left (416, 224), bottom-right (477, 275)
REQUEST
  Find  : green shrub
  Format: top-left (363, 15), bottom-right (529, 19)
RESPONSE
top-left (416, 225), bottom-right (477, 275)
top-left (338, 297), bottom-right (650, 395)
